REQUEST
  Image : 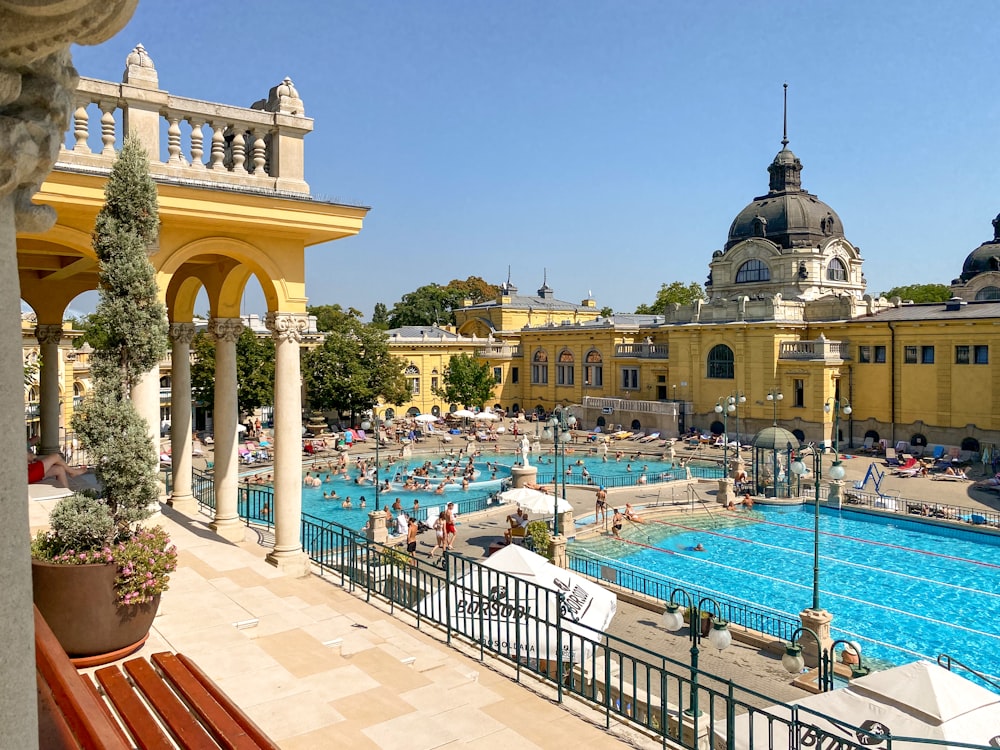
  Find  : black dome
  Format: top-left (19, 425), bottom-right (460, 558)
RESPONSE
top-left (726, 147), bottom-right (844, 251)
top-left (959, 215), bottom-right (1000, 282)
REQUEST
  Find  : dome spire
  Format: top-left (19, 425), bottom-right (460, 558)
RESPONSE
top-left (781, 82), bottom-right (789, 149)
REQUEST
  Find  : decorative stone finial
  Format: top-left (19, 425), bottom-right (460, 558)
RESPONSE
top-left (123, 42), bottom-right (158, 88)
top-left (255, 75), bottom-right (304, 115)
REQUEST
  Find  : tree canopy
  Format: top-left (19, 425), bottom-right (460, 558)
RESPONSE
top-left (189, 327), bottom-right (275, 418)
top-left (879, 283), bottom-right (952, 303)
top-left (634, 281), bottom-right (705, 314)
top-left (385, 276), bottom-right (500, 328)
top-left (433, 354), bottom-right (496, 409)
top-left (302, 316), bottom-right (409, 417)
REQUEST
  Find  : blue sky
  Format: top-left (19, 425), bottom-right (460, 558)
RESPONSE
top-left (66, 0), bottom-right (1000, 319)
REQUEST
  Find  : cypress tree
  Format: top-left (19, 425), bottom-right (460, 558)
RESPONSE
top-left (73, 133), bottom-right (168, 527)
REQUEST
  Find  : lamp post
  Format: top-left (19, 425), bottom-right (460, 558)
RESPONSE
top-left (824, 397), bottom-right (852, 483)
top-left (714, 396), bottom-right (736, 475)
top-left (782, 626), bottom-right (869, 691)
top-left (661, 587), bottom-right (732, 726)
top-left (790, 444), bottom-right (824, 610)
top-left (766, 388), bottom-right (783, 426)
top-left (731, 391), bottom-right (746, 455)
top-left (545, 407), bottom-right (576, 536)
top-left (361, 412), bottom-right (389, 510)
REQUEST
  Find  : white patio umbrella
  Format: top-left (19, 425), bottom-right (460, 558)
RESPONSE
top-left (726, 660), bottom-right (1000, 749)
top-left (474, 411), bottom-right (500, 421)
top-left (500, 486), bottom-right (572, 514)
top-left (418, 545), bottom-right (616, 665)
top-left (451, 409), bottom-right (477, 419)
top-left (413, 414), bottom-right (439, 423)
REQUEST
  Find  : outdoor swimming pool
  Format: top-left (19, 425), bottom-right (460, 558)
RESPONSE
top-left (297, 451), bottom-right (721, 529)
top-left (570, 505), bottom-right (1000, 684)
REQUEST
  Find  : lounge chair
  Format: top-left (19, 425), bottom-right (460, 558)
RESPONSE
top-left (629, 432), bottom-right (646, 441)
top-left (884, 447), bottom-right (899, 466)
top-left (639, 432), bottom-right (660, 443)
top-left (860, 436), bottom-right (875, 454)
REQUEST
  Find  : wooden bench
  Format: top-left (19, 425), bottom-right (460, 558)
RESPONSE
top-left (36, 606), bottom-right (279, 749)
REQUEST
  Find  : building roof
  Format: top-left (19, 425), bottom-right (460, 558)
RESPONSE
top-left (385, 325), bottom-right (466, 342)
top-left (958, 214), bottom-right (1000, 282)
top-left (463, 293), bottom-right (592, 312)
top-left (864, 299), bottom-right (1000, 322)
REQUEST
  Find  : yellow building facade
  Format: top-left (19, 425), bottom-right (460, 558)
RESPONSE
top-left (387, 140), bottom-right (1000, 456)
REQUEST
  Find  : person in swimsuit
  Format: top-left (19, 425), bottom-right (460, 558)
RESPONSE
top-left (430, 511), bottom-right (447, 558)
top-left (27, 451), bottom-right (87, 488)
top-left (445, 502), bottom-right (457, 549)
top-left (594, 486), bottom-right (607, 523)
top-left (406, 517), bottom-right (419, 562)
top-left (611, 508), bottom-right (623, 538)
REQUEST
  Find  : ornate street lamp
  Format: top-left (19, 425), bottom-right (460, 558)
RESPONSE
top-left (824, 397), bottom-right (852, 484)
top-left (714, 396), bottom-right (736, 475)
top-left (766, 388), bottom-right (783, 426)
top-left (662, 587), bottom-right (732, 729)
top-left (361, 412), bottom-right (391, 510)
top-left (546, 407), bottom-right (576, 536)
top-left (782, 626), bottom-right (869, 691)
top-left (790, 444), bottom-right (824, 610)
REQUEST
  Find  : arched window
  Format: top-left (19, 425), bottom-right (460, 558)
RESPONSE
top-left (975, 286), bottom-right (1000, 301)
top-left (430, 405), bottom-right (440, 416)
top-left (707, 344), bottom-right (735, 379)
top-left (584, 349), bottom-right (603, 387)
top-left (405, 364), bottom-right (420, 395)
top-left (384, 408), bottom-right (395, 419)
top-left (735, 259), bottom-right (770, 283)
top-left (556, 349), bottom-right (574, 386)
top-left (159, 376), bottom-right (171, 388)
top-left (531, 349), bottom-right (549, 385)
top-left (827, 257), bottom-right (847, 281)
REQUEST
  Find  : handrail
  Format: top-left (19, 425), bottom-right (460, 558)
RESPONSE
top-left (938, 653), bottom-right (1000, 692)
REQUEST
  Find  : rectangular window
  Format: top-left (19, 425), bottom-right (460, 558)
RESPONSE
top-left (556, 364), bottom-right (574, 385)
top-left (511, 367), bottom-right (519, 384)
top-left (584, 365), bottom-right (603, 387)
top-left (921, 346), bottom-right (935, 364)
top-left (904, 346), bottom-right (917, 364)
top-left (794, 379), bottom-right (804, 408)
top-left (431, 376), bottom-right (439, 391)
top-left (858, 346), bottom-right (871, 363)
top-left (975, 345), bottom-right (989, 364)
top-left (874, 345), bottom-right (886, 363)
top-left (409, 377), bottom-right (420, 395)
top-left (956, 345), bottom-right (970, 365)
top-left (531, 364), bottom-right (548, 385)
top-left (620, 368), bottom-right (639, 390)
top-left (493, 367), bottom-right (502, 384)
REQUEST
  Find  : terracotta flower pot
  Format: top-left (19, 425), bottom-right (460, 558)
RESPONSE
top-left (31, 560), bottom-right (160, 666)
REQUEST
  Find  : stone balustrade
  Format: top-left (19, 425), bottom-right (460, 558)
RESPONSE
top-left (58, 44), bottom-right (311, 195)
top-left (614, 343), bottom-right (669, 359)
top-left (778, 337), bottom-right (850, 361)
top-left (478, 344), bottom-right (522, 358)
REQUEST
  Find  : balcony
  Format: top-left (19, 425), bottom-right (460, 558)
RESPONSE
top-left (614, 343), bottom-right (669, 359)
top-left (478, 345), bottom-right (521, 359)
top-left (778, 337), bottom-right (850, 361)
top-left (60, 45), bottom-right (312, 196)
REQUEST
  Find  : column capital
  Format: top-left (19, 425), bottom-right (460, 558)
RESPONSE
top-left (208, 317), bottom-right (244, 343)
top-left (266, 311), bottom-right (310, 343)
top-left (169, 322), bottom-right (196, 344)
top-left (34, 323), bottom-right (63, 345)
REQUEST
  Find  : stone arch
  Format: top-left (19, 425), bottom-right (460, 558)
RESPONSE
top-left (158, 237), bottom-right (299, 315)
top-left (165, 273), bottom-right (206, 323)
top-left (707, 343), bottom-right (735, 379)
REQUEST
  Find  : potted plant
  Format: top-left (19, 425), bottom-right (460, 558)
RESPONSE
top-left (30, 134), bottom-right (172, 665)
top-left (526, 520), bottom-right (552, 560)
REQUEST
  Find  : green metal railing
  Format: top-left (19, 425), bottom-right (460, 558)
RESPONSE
top-left (183, 471), bottom-right (996, 750)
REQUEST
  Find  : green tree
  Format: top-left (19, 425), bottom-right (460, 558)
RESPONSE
top-left (386, 276), bottom-right (500, 328)
top-left (879, 283), bottom-right (952, 303)
top-left (189, 327), bottom-right (275, 418)
top-left (599, 306), bottom-right (614, 318)
top-left (635, 281), bottom-right (705, 314)
top-left (308, 303), bottom-right (363, 332)
top-left (303, 317), bottom-right (408, 417)
top-left (433, 354), bottom-right (496, 409)
top-left (371, 302), bottom-right (389, 329)
top-left (72, 134), bottom-right (167, 527)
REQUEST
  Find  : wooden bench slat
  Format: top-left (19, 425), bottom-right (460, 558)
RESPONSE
top-left (80, 673), bottom-right (133, 748)
top-left (34, 606), bottom-right (131, 750)
top-left (95, 664), bottom-right (175, 750)
top-left (123, 657), bottom-right (219, 750)
top-left (150, 652), bottom-right (262, 750)
top-left (170, 653), bottom-right (281, 750)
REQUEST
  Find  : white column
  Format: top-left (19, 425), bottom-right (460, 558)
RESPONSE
top-left (209, 317), bottom-right (244, 542)
top-left (264, 312), bottom-right (310, 575)
top-left (34, 323), bottom-right (63, 456)
top-left (168, 323), bottom-right (196, 512)
top-left (130, 365), bottom-right (162, 444)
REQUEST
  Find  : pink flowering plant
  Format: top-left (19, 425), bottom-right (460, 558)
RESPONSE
top-left (31, 493), bottom-right (178, 607)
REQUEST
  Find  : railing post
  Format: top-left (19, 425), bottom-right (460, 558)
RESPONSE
top-left (444, 549), bottom-right (452, 645)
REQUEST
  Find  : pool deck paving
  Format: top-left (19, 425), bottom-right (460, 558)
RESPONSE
top-left (29, 433), bottom-right (1000, 747)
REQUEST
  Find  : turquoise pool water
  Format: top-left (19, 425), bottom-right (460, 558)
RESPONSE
top-left (297, 451), bottom-right (713, 529)
top-left (571, 505), bottom-right (1000, 683)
